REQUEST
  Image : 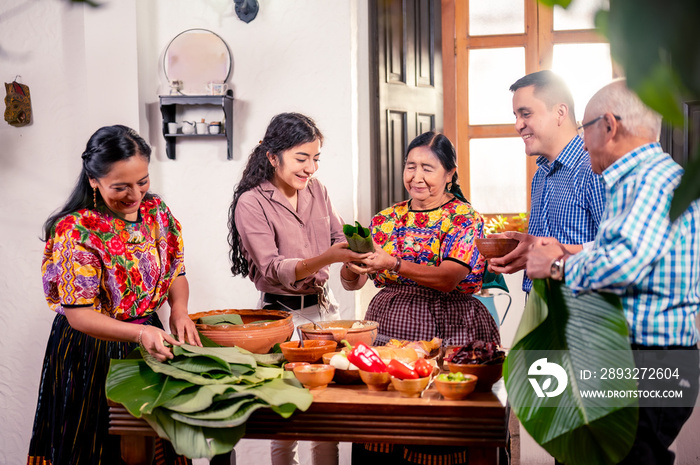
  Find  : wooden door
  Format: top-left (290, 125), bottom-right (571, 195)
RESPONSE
top-left (369, 0), bottom-right (443, 213)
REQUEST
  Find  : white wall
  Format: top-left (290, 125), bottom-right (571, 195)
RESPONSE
top-left (0, 1), bottom-right (369, 464)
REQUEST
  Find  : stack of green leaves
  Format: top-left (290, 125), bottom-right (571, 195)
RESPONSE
top-left (343, 221), bottom-right (374, 253)
top-left (105, 344), bottom-right (313, 459)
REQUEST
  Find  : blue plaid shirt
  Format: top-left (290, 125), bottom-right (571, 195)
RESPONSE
top-left (566, 143), bottom-right (700, 346)
top-left (524, 135), bottom-right (606, 291)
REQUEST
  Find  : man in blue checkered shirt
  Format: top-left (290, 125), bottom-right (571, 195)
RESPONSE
top-left (527, 79), bottom-right (700, 465)
top-left (488, 70), bottom-right (606, 293)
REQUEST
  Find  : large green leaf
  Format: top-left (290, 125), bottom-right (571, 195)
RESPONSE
top-left (171, 398), bottom-right (265, 427)
top-left (106, 358), bottom-right (194, 416)
top-left (144, 408), bottom-right (246, 459)
top-left (162, 384), bottom-right (234, 413)
top-left (216, 377), bottom-right (313, 412)
top-left (504, 279), bottom-right (638, 465)
top-left (142, 350), bottom-right (245, 385)
top-left (169, 350), bottom-right (233, 376)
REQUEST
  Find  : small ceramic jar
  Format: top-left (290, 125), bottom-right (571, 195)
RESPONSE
top-left (208, 121), bottom-right (221, 134)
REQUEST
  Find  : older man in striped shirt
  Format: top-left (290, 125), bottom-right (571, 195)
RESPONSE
top-left (488, 70), bottom-right (606, 292)
top-left (527, 79), bottom-right (700, 465)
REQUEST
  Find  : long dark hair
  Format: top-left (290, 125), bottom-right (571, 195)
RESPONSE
top-left (228, 112), bottom-right (324, 277)
top-left (42, 125), bottom-right (152, 241)
top-left (406, 131), bottom-right (467, 202)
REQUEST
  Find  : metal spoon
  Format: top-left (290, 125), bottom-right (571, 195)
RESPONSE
top-left (296, 326), bottom-right (305, 348)
top-left (275, 300), bottom-right (321, 329)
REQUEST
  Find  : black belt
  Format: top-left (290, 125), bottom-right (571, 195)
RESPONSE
top-left (262, 293), bottom-right (318, 311)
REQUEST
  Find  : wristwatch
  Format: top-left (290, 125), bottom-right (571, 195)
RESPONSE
top-left (550, 256), bottom-right (566, 281)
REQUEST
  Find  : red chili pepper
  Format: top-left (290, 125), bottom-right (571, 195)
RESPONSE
top-left (387, 359), bottom-right (419, 380)
top-left (346, 342), bottom-right (387, 373)
top-left (414, 358), bottom-right (432, 378)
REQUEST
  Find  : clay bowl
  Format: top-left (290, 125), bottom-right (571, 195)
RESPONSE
top-left (299, 320), bottom-right (379, 349)
top-left (434, 375), bottom-right (478, 400)
top-left (293, 364), bottom-right (335, 390)
top-left (390, 376), bottom-right (431, 398)
top-left (321, 351), bottom-right (363, 384)
top-left (280, 340), bottom-right (338, 363)
top-left (189, 309), bottom-right (294, 353)
top-left (360, 370), bottom-right (391, 391)
top-left (475, 238), bottom-right (519, 259)
top-left (284, 362), bottom-right (310, 372)
top-left (447, 361), bottom-right (503, 392)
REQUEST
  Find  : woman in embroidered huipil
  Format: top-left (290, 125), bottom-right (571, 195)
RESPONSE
top-left (343, 131), bottom-right (499, 346)
top-left (342, 132), bottom-right (500, 464)
top-left (27, 125), bottom-right (200, 465)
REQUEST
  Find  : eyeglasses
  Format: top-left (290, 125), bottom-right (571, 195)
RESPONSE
top-left (577, 114), bottom-right (622, 131)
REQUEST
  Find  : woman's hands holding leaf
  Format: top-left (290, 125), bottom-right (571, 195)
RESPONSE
top-left (346, 240), bottom-right (395, 275)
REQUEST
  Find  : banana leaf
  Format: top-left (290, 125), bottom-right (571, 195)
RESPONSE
top-left (504, 279), bottom-right (638, 465)
top-left (169, 350), bottom-right (233, 376)
top-left (105, 358), bottom-right (187, 417)
top-left (163, 384), bottom-right (234, 413)
top-left (199, 314), bottom-right (244, 326)
top-left (142, 350), bottom-right (247, 385)
top-left (145, 408), bottom-right (246, 458)
top-left (343, 221), bottom-right (374, 253)
top-left (214, 376), bottom-right (312, 413)
top-left (106, 344), bottom-right (314, 459)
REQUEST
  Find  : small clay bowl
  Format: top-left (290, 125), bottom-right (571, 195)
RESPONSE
top-left (293, 364), bottom-right (335, 390)
top-left (322, 351), bottom-right (363, 384)
top-left (475, 238), bottom-right (519, 259)
top-left (447, 362), bottom-right (503, 392)
top-left (284, 362), bottom-right (310, 372)
top-left (280, 340), bottom-right (338, 363)
top-left (390, 376), bottom-right (431, 398)
top-left (434, 375), bottom-right (478, 400)
top-left (359, 370), bottom-right (391, 391)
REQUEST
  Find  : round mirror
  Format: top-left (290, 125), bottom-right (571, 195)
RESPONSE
top-left (163, 28), bottom-right (232, 95)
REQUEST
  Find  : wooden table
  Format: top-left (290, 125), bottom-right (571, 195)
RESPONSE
top-left (109, 380), bottom-right (509, 464)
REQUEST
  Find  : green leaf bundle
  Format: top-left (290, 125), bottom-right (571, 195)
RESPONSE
top-left (343, 221), bottom-right (374, 253)
top-left (106, 344), bottom-right (313, 459)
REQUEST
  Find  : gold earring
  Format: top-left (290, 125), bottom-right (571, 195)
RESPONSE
top-left (93, 187), bottom-right (98, 209)
top-left (446, 182), bottom-right (453, 192)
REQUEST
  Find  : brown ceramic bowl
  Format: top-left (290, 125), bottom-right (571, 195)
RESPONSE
top-left (321, 351), bottom-right (363, 384)
top-left (284, 362), bottom-right (310, 372)
top-left (293, 364), bottom-right (335, 390)
top-left (280, 340), bottom-right (338, 363)
top-left (360, 370), bottom-right (391, 391)
top-left (475, 238), bottom-right (519, 259)
top-left (447, 362), bottom-right (503, 392)
top-left (434, 375), bottom-right (478, 400)
top-left (334, 368), bottom-right (363, 384)
top-left (298, 320), bottom-right (379, 349)
top-left (189, 309), bottom-right (294, 353)
top-left (390, 376), bottom-right (431, 398)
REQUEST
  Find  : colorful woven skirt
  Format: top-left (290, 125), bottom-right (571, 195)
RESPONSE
top-left (26, 313), bottom-right (188, 465)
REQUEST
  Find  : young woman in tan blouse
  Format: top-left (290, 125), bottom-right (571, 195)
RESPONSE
top-left (227, 112), bottom-right (370, 465)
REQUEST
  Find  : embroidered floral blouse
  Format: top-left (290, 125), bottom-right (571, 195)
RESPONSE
top-left (370, 198), bottom-right (485, 294)
top-left (42, 196), bottom-right (185, 320)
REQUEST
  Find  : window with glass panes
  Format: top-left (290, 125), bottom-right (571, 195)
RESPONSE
top-left (441, 0), bottom-right (617, 216)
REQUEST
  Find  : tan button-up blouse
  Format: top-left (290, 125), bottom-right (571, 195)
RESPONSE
top-left (234, 179), bottom-right (346, 295)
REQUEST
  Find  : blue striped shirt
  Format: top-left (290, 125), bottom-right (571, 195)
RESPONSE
top-left (566, 142), bottom-right (700, 346)
top-left (524, 135), bottom-right (606, 291)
